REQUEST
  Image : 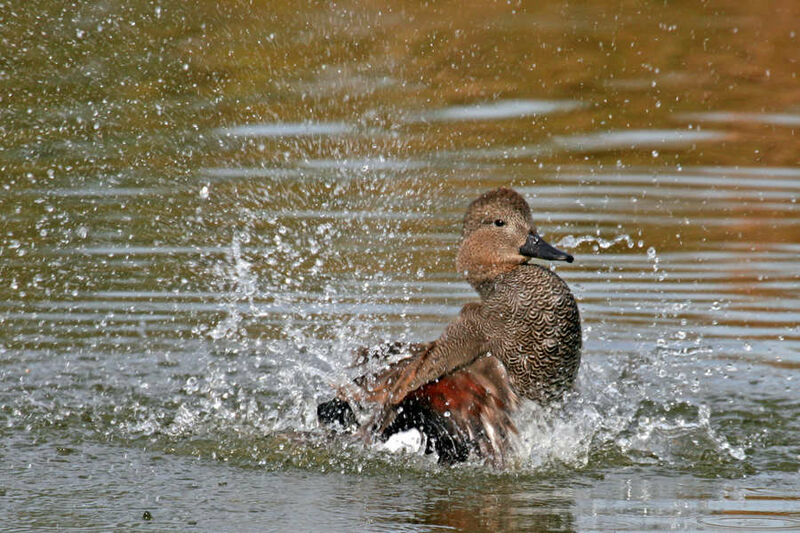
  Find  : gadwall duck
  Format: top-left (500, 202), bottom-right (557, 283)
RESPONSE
top-left (318, 187), bottom-right (581, 464)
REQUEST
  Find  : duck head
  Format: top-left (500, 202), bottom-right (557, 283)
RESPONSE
top-left (456, 187), bottom-right (573, 293)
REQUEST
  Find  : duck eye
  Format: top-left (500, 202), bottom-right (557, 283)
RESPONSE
top-left (494, 219), bottom-right (505, 227)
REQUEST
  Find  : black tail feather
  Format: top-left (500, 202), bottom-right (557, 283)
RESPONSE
top-left (316, 396), bottom-right (471, 465)
top-left (380, 397), bottom-right (471, 464)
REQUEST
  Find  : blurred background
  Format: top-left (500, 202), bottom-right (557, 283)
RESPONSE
top-left (1, 1), bottom-right (799, 531)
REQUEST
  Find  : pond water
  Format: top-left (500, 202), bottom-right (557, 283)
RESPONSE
top-left (2, 1), bottom-right (799, 531)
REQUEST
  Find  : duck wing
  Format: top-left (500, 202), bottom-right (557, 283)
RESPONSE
top-left (364, 303), bottom-right (489, 406)
top-left (380, 354), bottom-right (520, 464)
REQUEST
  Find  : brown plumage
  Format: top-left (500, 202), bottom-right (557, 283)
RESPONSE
top-left (319, 187), bottom-right (581, 464)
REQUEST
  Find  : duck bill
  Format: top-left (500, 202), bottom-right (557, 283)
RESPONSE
top-left (519, 232), bottom-right (574, 263)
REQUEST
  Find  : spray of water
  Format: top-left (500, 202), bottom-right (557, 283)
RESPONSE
top-left (166, 199), bottom-right (750, 473)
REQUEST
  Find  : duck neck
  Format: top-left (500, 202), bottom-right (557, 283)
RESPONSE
top-left (472, 278), bottom-right (498, 299)
top-left (469, 265), bottom-right (521, 299)
top-left (456, 236), bottom-right (523, 298)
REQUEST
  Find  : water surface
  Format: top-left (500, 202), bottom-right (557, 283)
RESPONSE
top-left (2, 1), bottom-right (799, 531)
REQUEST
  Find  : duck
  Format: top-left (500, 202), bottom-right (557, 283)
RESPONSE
top-left (317, 187), bottom-right (581, 465)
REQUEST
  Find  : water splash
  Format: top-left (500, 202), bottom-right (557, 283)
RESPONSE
top-left (207, 231), bottom-right (257, 340)
top-left (514, 344), bottom-right (747, 471)
top-left (154, 203), bottom-right (756, 475)
top-left (557, 233), bottom-right (636, 251)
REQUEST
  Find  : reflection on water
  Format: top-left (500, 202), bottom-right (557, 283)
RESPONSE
top-left (2, 0), bottom-right (800, 530)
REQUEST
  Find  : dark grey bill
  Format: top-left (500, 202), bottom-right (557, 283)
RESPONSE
top-left (519, 232), bottom-right (574, 263)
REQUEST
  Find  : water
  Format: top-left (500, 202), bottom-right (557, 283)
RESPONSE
top-left (2, 1), bottom-right (799, 530)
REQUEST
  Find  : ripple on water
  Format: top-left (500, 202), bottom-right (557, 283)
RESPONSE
top-left (697, 516), bottom-right (800, 530)
top-left (414, 99), bottom-right (583, 122)
top-left (554, 166), bottom-right (800, 189)
top-left (677, 111), bottom-right (800, 127)
top-left (450, 130), bottom-right (728, 160)
top-left (551, 129), bottom-right (729, 152)
top-left (199, 167), bottom-right (306, 181)
top-left (214, 121), bottom-right (354, 137)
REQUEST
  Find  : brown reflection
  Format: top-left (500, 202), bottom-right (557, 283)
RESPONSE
top-left (179, 0), bottom-right (800, 164)
top-left (9, 0), bottom-right (800, 164)
top-left (415, 478), bottom-right (575, 532)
